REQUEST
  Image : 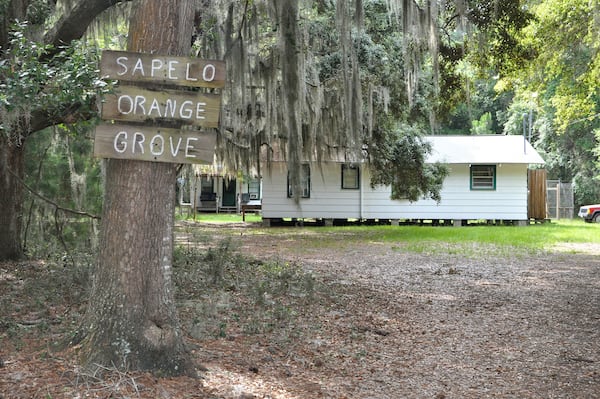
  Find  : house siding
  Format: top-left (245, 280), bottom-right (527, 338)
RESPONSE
top-left (262, 162), bottom-right (530, 221)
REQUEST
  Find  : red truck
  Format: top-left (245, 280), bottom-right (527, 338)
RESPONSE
top-left (578, 204), bottom-right (600, 223)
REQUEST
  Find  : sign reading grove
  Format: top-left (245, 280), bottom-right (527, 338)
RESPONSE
top-left (94, 124), bottom-right (216, 164)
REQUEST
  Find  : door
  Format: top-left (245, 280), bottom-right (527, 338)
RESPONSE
top-left (222, 179), bottom-right (237, 207)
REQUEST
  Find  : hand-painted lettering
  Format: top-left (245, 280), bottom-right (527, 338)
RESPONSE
top-left (115, 93), bottom-right (207, 121)
top-left (151, 59), bottom-right (163, 77)
top-left (185, 63), bottom-right (198, 81)
top-left (150, 135), bottom-right (164, 156)
top-left (133, 132), bottom-right (145, 153)
top-left (108, 130), bottom-right (199, 159)
top-left (110, 55), bottom-right (218, 83)
top-left (116, 57), bottom-right (129, 76)
top-left (132, 58), bottom-right (145, 76)
top-left (202, 64), bottom-right (216, 82)
top-left (169, 136), bottom-right (183, 156)
top-left (114, 131), bottom-right (128, 152)
top-left (185, 137), bottom-right (199, 158)
top-left (168, 60), bottom-right (179, 80)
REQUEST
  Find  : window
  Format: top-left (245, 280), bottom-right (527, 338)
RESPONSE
top-left (247, 179), bottom-right (260, 200)
top-left (470, 165), bottom-right (496, 190)
top-left (199, 176), bottom-right (216, 201)
top-left (200, 176), bottom-right (214, 193)
top-left (287, 164), bottom-right (310, 198)
top-left (341, 164), bottom-right (360, 189)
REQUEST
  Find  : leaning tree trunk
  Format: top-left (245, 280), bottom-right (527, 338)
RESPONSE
top-left (0, 133), bottom-right (25, 260)
top-left (79, 0), bottom-right (195, 375)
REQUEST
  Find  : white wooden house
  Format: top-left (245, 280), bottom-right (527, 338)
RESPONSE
top-left (260, 135), bottom-right (546, 226)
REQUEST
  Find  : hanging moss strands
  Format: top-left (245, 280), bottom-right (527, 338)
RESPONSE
top-left (193, 0), bottom-right (446, 196)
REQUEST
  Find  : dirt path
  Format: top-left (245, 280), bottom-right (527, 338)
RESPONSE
top-left (199, 225), bottom-right (600, 398)
top-left (2, 223), bottom-right (599, 398)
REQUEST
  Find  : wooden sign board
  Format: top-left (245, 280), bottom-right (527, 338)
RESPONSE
top-left (100, 50), bottom-right (226, 89)
top-left (101, 86), bottom-right (221, 128)
top-left (94, 124), bottom-right (216, 164)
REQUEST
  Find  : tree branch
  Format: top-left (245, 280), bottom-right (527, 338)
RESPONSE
top-left (24, 0), bottom-right (132, 131)
top-left (44, 0), bottom-right (133, 49)
top-left (7, 167), bottom-right (101, 220)
top-left (27, 100), bottom-right (97, 137)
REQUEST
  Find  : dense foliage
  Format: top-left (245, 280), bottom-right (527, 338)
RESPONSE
top-left (432, 0), bottom-right (600, 206)
top-left (0, 23), bottom-right (105, 257)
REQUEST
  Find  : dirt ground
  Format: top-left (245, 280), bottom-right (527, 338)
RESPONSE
top-left (1, 222), bottom-right (599, 398)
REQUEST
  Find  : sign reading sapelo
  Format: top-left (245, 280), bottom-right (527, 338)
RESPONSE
top-left (95, 50), bottom-right (224, 164)
top-left (100, 50), bottom-right (225, 88)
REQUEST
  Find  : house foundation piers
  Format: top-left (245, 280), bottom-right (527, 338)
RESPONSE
top-left (261, 218), bottom-right (535, 227)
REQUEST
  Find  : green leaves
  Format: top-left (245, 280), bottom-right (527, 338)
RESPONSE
top-left (0, 22), bottom-right (102, 139)
top-left (369, 120), bottom-right (449, 203)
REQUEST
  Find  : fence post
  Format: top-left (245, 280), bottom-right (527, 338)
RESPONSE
top-left (556, 182), bottom-right (560, 220)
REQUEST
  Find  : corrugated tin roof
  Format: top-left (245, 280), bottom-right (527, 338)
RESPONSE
top-left (425, 135), bottom-right (545, 164)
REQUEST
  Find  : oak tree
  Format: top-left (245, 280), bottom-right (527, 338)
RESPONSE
top-left (77, 0), bottom-right (196, 375)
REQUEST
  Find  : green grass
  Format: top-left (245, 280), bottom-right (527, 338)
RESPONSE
top-left (176, 210), bottom-right (262, 223)
top-left (319, 219), bottom-right (599, 254)
top-left (176, 212), bottom-right (598, 255)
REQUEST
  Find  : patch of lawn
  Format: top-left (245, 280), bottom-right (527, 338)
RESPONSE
top-left (320, 219), bottom-right (599, 254)
top-left (177, 211), bottom-right (262, 224)
top-left (177, 215), bottom-right (598, 257)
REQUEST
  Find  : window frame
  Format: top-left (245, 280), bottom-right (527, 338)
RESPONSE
top-left (287, 164), bottom-right (311, 198)
top-left (470, 164), bottom-right (496, 190)
top-left (341, 164), bottom-right (360, 190)
top-left (247, 179), bottom-right (261, 200)
top-left (200, 176), bottom-right (214, 193)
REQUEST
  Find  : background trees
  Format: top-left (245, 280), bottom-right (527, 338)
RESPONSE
top-left (429, 0), bottom-right (600, 206)
top-left (512, 0), bottom-right (600, 205)
top-left (0, 0), bottom-right (132, 260)
top-left (199, 0), bottom-right (451, 202)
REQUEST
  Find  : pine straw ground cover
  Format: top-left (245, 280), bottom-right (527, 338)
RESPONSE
top-left (1, 221), bottom-right (599, 398)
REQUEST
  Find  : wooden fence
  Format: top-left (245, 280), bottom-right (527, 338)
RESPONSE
top-left (528, 169), bottom-right (547, 220)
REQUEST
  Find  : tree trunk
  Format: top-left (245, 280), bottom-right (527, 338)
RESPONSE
top-left (0, 133), bottom-right (25, 260)
top-left (79, 0), bottom-right (196, 376)
top-left (0, 1), bottom-right (30, 261)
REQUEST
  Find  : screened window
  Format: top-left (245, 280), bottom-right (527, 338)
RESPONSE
top-left (247, 179), bottom-right (260, 200)
top-left (470, 165), bottom-right (496, 190)
top-left (341, 164), bottom-right (360, 189)
top-left (287, 164), bottom-right (310, 198)
top-left (200, 176), bottom-right (214, 193)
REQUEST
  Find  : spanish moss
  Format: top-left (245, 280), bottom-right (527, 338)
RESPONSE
top-left (194, 0), bottom-right (444, 191)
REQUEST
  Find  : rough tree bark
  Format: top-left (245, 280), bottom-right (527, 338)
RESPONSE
top-left (78, 0), bottom-right (196, 375)
top-left (0, 1), bottom-right (31, 261)
top-left (0, 135), bottom-right (25, 260)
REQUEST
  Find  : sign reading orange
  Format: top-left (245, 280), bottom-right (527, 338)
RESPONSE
top-left (101, 86), bottom-right (221, 128)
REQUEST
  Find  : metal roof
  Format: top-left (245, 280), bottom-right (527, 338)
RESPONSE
top-left (425, 135), bottom-right (545, 165)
